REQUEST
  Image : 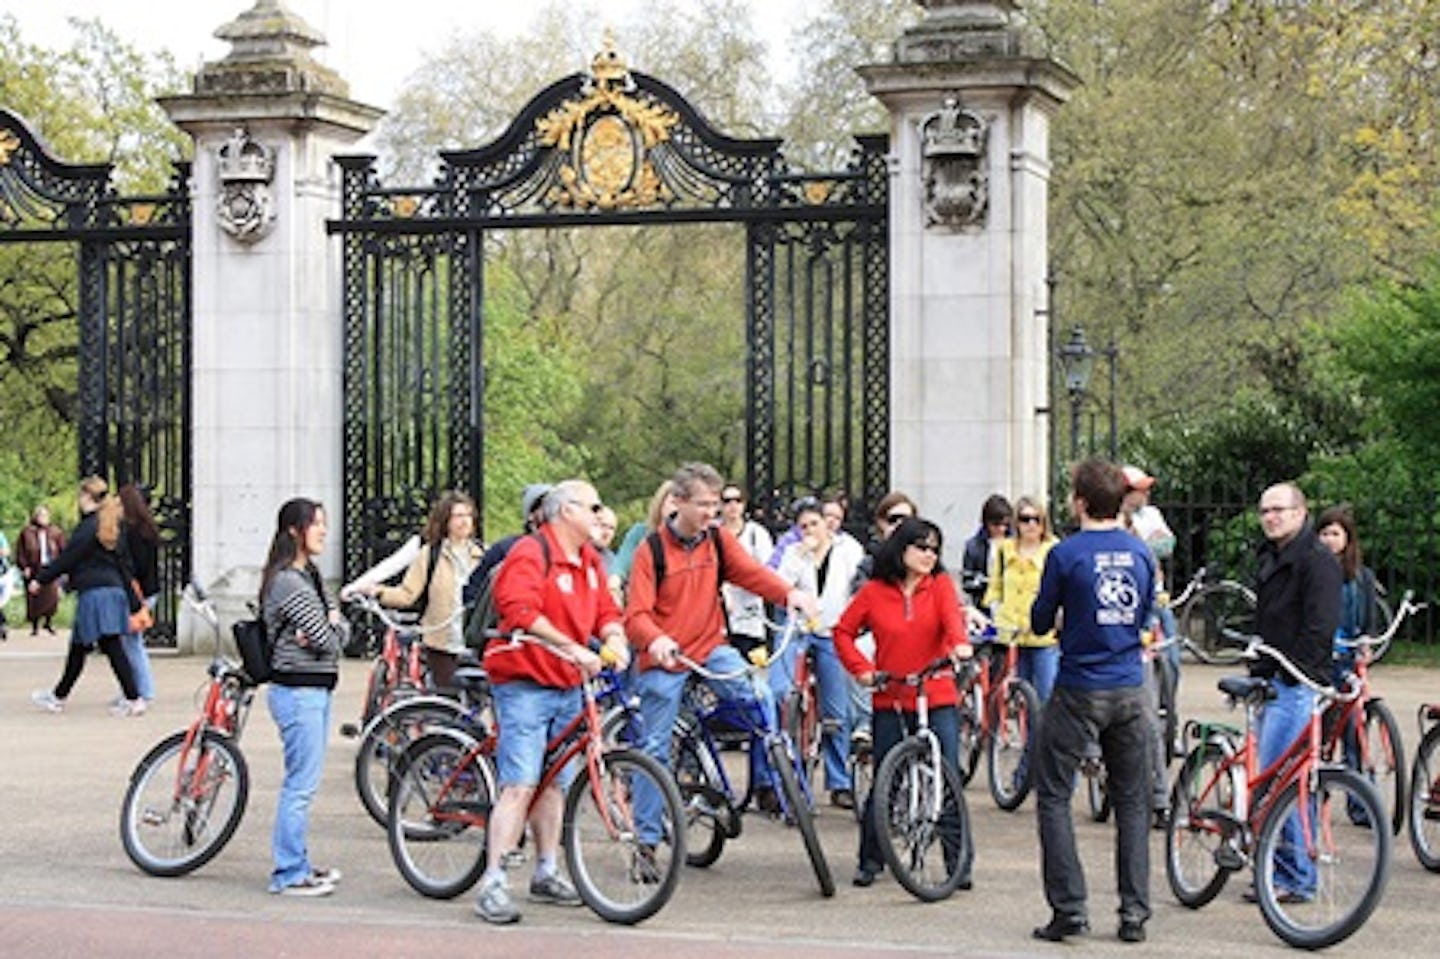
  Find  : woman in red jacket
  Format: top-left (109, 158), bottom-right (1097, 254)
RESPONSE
top-left (834, 517), bottom-right (972, 889)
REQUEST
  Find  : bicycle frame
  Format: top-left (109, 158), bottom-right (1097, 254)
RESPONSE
top-left (878, 657), bottom-right (956, 822)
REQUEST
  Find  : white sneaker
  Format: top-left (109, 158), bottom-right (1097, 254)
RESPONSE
top-left (31, 689), bottom-right (64, 713)
top-left (110, 698), bottom-right (147, 718)
top-left (273, 876), bottom-right (335, 897)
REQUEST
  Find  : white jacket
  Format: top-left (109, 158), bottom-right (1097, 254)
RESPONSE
top-left (777, 532), bottom-right (865, 633)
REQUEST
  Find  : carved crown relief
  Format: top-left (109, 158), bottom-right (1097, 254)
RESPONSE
top-left (920, 95), bottom-right (989, 229)
top-left (215, 127), bottom-right (276, 242)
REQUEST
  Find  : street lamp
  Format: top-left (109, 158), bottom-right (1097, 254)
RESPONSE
top-left (1056, 325), bottom-right (1095, 460)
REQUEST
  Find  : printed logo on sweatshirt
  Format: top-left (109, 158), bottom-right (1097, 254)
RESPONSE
top-left (1092, 551), bottom-right (1141, 625)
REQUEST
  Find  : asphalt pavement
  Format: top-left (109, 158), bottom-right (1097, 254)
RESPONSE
top-left (2, 629), bottom-right (1437, 958)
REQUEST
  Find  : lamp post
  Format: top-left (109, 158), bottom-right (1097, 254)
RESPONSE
top-left (1056, 325), bottom-right (1095, 461)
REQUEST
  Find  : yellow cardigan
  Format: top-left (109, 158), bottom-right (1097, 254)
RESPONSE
top-left (982, 537), bottom-right (1057, 647)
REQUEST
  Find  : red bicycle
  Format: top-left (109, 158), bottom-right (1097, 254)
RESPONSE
top-left (1409, 701), bottom-right (1440, 871)
top-left (955, 626), bottom-right (1040, 811)
top-left (120, 583), bottom-right (254, 876)
top-left (346, 592), bottom-right (444, 726)
top-left (1166, 635), bottom-right (1391, 949)
top-left (386, 639), bottom-right (685, 924)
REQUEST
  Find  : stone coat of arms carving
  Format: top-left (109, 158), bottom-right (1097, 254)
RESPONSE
top-left (216, 127), bottom-right (276, 242)
top-left (920, 96), bottom-right (989, 229)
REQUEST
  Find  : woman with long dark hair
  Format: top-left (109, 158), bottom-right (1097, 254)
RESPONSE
top-left (117, 484), bottom-right (160, 703)
top-left (29, 476), bottom-right (143, 716)
top-left (261, 498), bottom-right (344, 896)
top-left (834, 517), bottom-right (973, 889)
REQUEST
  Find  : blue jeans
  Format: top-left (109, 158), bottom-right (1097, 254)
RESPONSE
top-left (267, 685), bottom-right (332, 891)
top-left (490, 680), bottom-right (581, 789)
top-left (1018, 645), bottom-right (1059, 704)
top-left (633, 644), bottom-right (775, 844)
top-left (768, 632), bottom-right (853, 790)
top-left (121, 632), bottom-right (155, 701)
top-left (1257, 679), bottom-right (1318, 895)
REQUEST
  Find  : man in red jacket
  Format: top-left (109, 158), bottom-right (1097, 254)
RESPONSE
top-left (626, 462), bottom-right (817, 833)
top-left (474, 479), bottom-right (630, 925)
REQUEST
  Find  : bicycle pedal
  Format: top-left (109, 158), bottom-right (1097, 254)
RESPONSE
top-left (339, 722), bottom-right (360, 738)
top-left (1214, 843), bottom-right (1246, 872)
top-left (1423, 807), bottom-right (1440, 822)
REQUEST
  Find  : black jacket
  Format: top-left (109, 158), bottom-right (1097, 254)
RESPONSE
top-left (1253, 522), bottom-right (1342, 686)
top-left (128, 530), bottom-right (160, 597)
top-left (34, 512), bottom-right (133, 597)
top-left (960, 527), bottom-right (990, 608)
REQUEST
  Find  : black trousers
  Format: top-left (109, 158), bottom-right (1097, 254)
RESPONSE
top-left (54, 635), bottom-right (138, 701)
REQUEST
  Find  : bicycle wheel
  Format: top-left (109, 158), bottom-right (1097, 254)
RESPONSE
top-left (356, 698), bottom-right (470, 827)
top-left (1359, 699), bottom-right (1405, 836)
top-left (848, 737), bottom-right (873, 825)
top-left (783, 685), bottom-right (821, 793)
top-left (767, 738), bottom-right (835, 897)
top-left (872, 738), bottom-right (970, 901)
top-left (955, 682), bottom-right (983, 786)
top-left (1156, 654), bottom-right (1181, 761)
top-left (987, 678), bottom-right (1039, 811)
top-left (1086, 766), bottom-right (1112, 823)
top-left (563, 747), bottom-right (685, 924)
top-left (1407, 723), bottom-right (1440, 871)
top-left (120, 730), bottom-right (249, 877)
top-left (673, 721), bottom-right (728, 867)
top-left (387, 732), bottom-right (493, 899)
top-left (362, 658), bottom-right (392, 726)
top-left (1166, 740), bottom-right (1240, 908)
top-left (1254, 767), bottom-right (1390, 950)
top-left (1180, 582), bottom-right (1255, 664)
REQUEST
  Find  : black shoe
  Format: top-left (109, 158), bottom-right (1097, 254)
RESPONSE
top-left (957, 875), bottom-right (973, 891)
top-left (830, 789), bottom-right (855, 810)
top-left (1032, 916), bottom-right (1089, 942)
top-left (754, 786), bottom-right (781, 817)
top-left (852, 866), bottom-right (876, 888)
top-left (1152, 808), bottom-right (1170, 830)
top-left (1118, 921), bottom-right (1146, 943)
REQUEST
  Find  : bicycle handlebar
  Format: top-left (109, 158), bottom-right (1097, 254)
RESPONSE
top-left (1334, 590), bottom-right (1423, 653)
top-left (343, 591), bottom-right (462, 635)
top-left (675, 615), bottom-right (804, 681)
top-left (1218, 628), bottom-right (1359, 702)
top-left (871, 656), bottom-right (956, 691)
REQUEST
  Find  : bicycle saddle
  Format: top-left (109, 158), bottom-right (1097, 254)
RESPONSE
top-left (1217, 676), bottom-right (1275, 704)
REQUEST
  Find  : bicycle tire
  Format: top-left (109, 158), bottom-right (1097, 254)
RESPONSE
top-left (872, 738), bottom-right (970, 901)
top-left (987, 678), bottom-right (1038, 811)
top-left (1180, 582), bottom-right (1255, 664)
top-left (387, 732), bottom-right (493, 899)
top-left (120, 730), bottom-right (248, 877)
top-left (783, 685), bottom-right (822, 793)
top-left (1254, 767), bottom-right (1390, 950)
top-left (848, 738), bottom-right (873, 825)
top-left (1156, 654), bottom-right (1181, 762)
top-left (1360, 699), bottom-right (1406, 836)
top-left (362, 658), bottom-right (392, 726)
top-left (955, 683), bottom-right (983, 786)
top-left (767, 737), bottom-right (835, 897)
top-left (1086, 767), bottom-right (1112, 823)
top-left (356, 697), bottom-right (471, 827)
top-left (673, 723), bottom-right (727, 867)
top-left (1407, 722), bottom-right (1440, 871)
top-left (563, 747), bottom-right (685, 924)
top-left (1165, 739), bottom-right (1239, 909)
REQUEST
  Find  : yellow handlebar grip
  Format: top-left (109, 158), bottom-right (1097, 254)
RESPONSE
top-left (747, 647), bottom-right (770, 668)
top-left (599, 645), bottom-right (619, 666)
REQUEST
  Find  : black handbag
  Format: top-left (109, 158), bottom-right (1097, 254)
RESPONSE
top-left (232, 618), bottom-right (272, 684)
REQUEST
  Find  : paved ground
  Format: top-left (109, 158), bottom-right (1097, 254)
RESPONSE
top-left (3, 630), bottom-right (1437, 957)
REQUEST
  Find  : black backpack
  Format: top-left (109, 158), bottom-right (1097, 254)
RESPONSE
top-left (232, 615), bottom-right (271, 685)
top-left (462, 533), bottom-right (550, 651)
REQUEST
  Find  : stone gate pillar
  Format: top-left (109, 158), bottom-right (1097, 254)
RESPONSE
top-left (159, 1), bottom-right (382, 650)
top-left (860, 0), bottom-right (1077, 548)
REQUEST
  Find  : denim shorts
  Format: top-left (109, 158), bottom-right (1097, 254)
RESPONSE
top-left (491, 679), bottom-right (582, 789)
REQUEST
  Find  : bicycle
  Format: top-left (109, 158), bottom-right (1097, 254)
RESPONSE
top-left (1165, 634), bottom-right (1391, 949)
top-left (386, 639), bottom-right (684, 925)
top-left (1409, 700), bottom-right (1440, 871)
top-left (1085, 633), bottom-right (1181, 824)
top-left (120, 583), bottom-right (255, 877)
top-left (671, 617), bottom-right (837, 897)
top-left (870, 656), bottom-right (974, 901)
top-left (954, 625), bottom-right (1040, 811)
top-left (1169, 565), bottom-right (1256, 665)
top-left (1321, 590), bottom-right (1422, 837)
top-left (344, 592), bottom-right (439, 727)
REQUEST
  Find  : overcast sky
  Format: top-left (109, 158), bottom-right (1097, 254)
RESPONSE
top-left (4, 0), bottom-right (820, 109)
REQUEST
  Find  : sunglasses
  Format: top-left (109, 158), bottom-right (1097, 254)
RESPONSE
top-left (908, 541), bottom-right (939, 554)
top-left (883, 512), bottom-right (911, 525)
top-left (721, 495), bottom-right (743, 504)
top-left (1017, 514), bottom-right (1042, 525)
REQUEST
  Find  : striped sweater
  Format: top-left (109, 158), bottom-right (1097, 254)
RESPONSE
top-left (264, 566), bottom-right (342, 689)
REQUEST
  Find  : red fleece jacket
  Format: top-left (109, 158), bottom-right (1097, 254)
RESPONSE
top-left (833, 573), bottom-right (970, 711)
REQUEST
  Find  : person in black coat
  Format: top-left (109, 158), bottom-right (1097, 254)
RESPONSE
top-left (30, 476), bottom-right (144, 716)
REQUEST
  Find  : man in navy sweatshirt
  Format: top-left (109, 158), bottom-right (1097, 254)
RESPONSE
top-left (1029, 458), bottom-right (1156, 945)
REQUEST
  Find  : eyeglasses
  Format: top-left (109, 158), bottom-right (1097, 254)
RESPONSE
top-left (570, 500), bottom-right (605, 515)
top-left (883, 512), bottom-right (911, 526)
top-left (1258, 505), bottom-right (1296, 517)
top-left (721, 495), bottom-right (743, 504)
top-left (1017, 514), bottom-right (1042, 525)
top-left (908, 542), bottom-right (939, 554)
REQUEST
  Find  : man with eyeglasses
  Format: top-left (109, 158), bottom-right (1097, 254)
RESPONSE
top-left (626, 462), bottom-right (819, 822)
top-left (475, 479), bottom-right (630, 924)
top-left (1029, 459), bottom-right (1155, 945)
top-left (1247, 482), bottom-right (1341, 906)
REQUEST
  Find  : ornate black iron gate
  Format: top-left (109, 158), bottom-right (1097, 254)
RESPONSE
top-left (0, 109), bottom-right (191, 642)
top-left (329, 45), bottom-right (888, 575)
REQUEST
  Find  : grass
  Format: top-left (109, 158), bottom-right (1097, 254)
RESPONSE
top-left (1378, 639), bottom-right (1440, 668)
top-left (1, 592), bottom-right (75, 632)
